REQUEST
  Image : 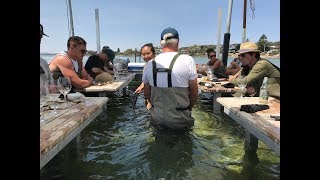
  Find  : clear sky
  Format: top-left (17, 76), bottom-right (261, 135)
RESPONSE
top-left (40, 0), bottom-right (279, 53)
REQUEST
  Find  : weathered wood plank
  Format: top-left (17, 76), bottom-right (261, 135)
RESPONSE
top-left (197, 78), bottom-right (238, 113)
top-left (40, 97), bottom-right (108, 169)
top-left (78, 73), bottom-right (135, 93)
top-left (217, 97), bottom-right (280, 155)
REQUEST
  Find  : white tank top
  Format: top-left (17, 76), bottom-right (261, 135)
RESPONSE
top-left (52, 51), bottom-right (80, 73)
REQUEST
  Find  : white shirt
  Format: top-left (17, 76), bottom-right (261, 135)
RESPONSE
top-left (142, 52), bottom-right (198, 87)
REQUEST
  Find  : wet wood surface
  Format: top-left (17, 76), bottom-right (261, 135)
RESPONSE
top-left (197, 78), bottom-right (238, 113)
top-left (79, 73), bottom-right (135, 92)
top-left (40, 97), bottom-right (108, 169)
top-left (197, 78), bottom-right (238, 93)
top-left (217, 97), bottom-right (280, 155)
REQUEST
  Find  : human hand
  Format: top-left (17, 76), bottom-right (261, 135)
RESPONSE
top-left (48, 84), bottom-right (57, 93)
top-left (146, 101), bottom-right (152, 110)
top-left (86, 75), bottom-right (94, 85)
top-left (89, 77), bottom-right (94, 85)
top-left (228, 74), bottom-right (237, 81)
top-left (135, 87), bottom-right (143, 94)
top-left (246, 86), bottom-right (256, 96)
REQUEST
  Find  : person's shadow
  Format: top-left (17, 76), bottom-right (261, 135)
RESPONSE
top-left (145, 129), bottom-right (194, 179)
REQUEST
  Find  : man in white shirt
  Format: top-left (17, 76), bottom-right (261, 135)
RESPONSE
top-left (143, 27), bottom-right (198, 132)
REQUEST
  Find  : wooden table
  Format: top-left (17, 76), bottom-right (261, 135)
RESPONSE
top-left (40, 97), bottom-right (108, 169)
top-left (217, 97), bottom-right (280, 155)
top-left (197, 78), bottom-right (238, 113)
top-left (77, 73), bottom-right (136, 96)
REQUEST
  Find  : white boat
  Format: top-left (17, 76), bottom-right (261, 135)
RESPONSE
top-left (127, 62), bottom-right (145, 75)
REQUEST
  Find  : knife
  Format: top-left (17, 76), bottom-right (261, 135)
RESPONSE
top-left (132, 93), bottom-right (139, 109)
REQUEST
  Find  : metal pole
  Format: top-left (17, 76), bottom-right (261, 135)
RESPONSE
top-left (134, 48), bottom-right (137, 63)
top-left (216, 8), bottom-right (222, 60)
top-left (66, 0), bottom-right (74, 37)
top-left (95, 8), bottom-right (101, 53)
top-left (242, 0), bottom-right (247, 43)
top-left (221, 0), bottom-right (233, 67)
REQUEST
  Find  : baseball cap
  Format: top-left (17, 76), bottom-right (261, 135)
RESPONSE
top-left (160, 27), bottom-right (179, 40)
top-left (101, 46), bottom-right (115, 62)
top-left (40, 24), bottom-right (49, 37)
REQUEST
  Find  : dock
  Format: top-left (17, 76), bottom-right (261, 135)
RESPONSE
top-left (217, 97), bottom-right (280, 155)
top-left (77, 73), bottom-right (135, 96)
top-left (197, 77), bottom-right (238, 113)
top-left (40, 97), bottom-right (108, 169)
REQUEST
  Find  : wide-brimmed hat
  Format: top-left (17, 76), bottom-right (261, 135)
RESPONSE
top-left (238, 42), bottom-right (261, 54)
top-left (95, 72), bottom-right (113, 83)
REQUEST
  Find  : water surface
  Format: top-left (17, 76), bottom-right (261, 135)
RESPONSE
top-left (40, 82), bottom-right (280, 180)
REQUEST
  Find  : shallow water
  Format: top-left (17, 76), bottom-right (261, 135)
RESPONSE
top-left (40, 82), bottom-right (280, 180)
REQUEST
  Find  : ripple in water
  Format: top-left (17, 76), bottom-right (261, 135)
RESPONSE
top-left (40, 83), bottom-right (280, 180)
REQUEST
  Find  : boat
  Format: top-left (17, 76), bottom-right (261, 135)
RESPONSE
top-left (127, 62), bottom-right (145, 80)
top-left (127, 62), bottom-right (145, 74)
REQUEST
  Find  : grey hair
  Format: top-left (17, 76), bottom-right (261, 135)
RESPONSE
top-left (160, 38), bottom-right (179, 48)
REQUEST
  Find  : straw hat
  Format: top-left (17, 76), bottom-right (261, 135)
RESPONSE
top-left (95, 72), bottom-right (113, 83)
top-left (238, 42), bottom-right (261, 54)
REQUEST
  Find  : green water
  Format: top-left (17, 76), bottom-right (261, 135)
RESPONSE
top-left (40, 82), bottom-right (280, 180)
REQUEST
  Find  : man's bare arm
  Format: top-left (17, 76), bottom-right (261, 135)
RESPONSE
top-left (188, 78), bottom-right (198, 109)
top-left (50, 56), bottom-right (92, 89)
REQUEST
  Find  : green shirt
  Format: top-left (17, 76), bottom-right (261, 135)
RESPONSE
top-left (230, 59), bottom-right (280, 98)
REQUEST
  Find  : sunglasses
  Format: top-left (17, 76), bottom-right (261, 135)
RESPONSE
top-left (209, 54), bottom-right (216, 58)
top-left (80, 49), bottom-right (87, 54)
top-left (238, 53), bottom-right (246, 57)
top-left (72, 45), bottom-right (87, 54)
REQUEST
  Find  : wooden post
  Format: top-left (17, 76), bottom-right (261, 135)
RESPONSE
top-left (244, 130), bottom-right (258, 152)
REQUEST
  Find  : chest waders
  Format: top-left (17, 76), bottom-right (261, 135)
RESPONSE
top-left (150, 54), bottom-right (194, 130)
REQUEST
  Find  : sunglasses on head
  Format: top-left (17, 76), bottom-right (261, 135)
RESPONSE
top-left (209, 54), bottom-right (216, 58)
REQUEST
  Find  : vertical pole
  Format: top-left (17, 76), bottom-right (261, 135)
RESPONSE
top-left (221, 0), bottom-right (234, 67)
top-left (242, 0), bottom-right (247, 43)
top-left (66, 0), bottom-right (74, 37)
top-left (95, 8), bottom-right (101, 53)
top-left (134, 48), bottom-right (137, 63)
top-left (216, 8), bottom-right (223, 60)
top-left (226, 0), bottom-right (233, 33)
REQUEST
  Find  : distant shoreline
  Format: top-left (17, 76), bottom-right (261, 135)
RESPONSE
top-left (41, 52), bottom-right (280, 60)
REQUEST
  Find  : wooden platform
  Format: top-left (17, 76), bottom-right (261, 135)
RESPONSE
top-left (217, 97), bottom-right (280, 155)
top-left (197, 77), bottom-right (238, 113)
top-left (76, 73), bottom-right (135, 96)
top-left (40, 97), bottom-right (108, 169)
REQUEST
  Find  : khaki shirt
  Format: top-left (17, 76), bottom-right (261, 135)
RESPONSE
top-left (230, 59), bottom-right (280, 98)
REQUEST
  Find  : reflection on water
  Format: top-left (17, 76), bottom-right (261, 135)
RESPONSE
top-left (40, 82), bottom-right (280, 180)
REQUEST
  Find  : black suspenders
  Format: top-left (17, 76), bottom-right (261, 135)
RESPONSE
top-left (152, 53), bottom-right (180, 87)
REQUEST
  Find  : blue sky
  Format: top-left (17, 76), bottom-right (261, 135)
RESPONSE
top-left (40, 0), bottom-right (279, 53)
